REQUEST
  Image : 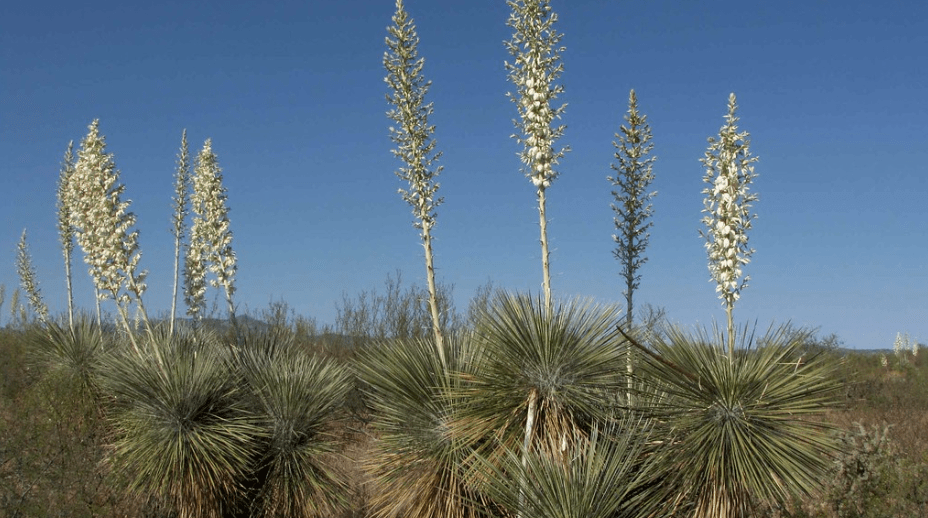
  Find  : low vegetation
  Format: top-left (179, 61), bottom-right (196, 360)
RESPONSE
top-left (1, 295), bottom-right (925, 517)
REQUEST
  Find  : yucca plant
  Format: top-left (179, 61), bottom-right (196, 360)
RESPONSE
top-left (100, 329), bottom-right (261, 518)
top-left (633, 324), bottom-right (839, 518)
top-left (359, 334), bottom-right (493, 518)
top-left (452, 293), bottom-right (625, 476)
top-left (236, 329), bottom-right (352, 518)
top-left (472, 418), bottom-right (671, 518)
top-left (29, 315), bottom-right (106, 399)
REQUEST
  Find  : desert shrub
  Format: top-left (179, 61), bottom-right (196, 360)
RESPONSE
top-left (823, 422), bottom-right (928, 518)
top-left (335, 270), bottom-right (460, 347)
top-left (0, 325), bottom-right (137, 518)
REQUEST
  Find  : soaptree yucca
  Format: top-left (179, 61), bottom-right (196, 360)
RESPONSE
top-left (384, 0), bottom-right (446, 357)
top-left (699, 93), bottom-right (759, 357)
top-left (30, 315), bottom-right (106, 399)
top-left (633, 325), bottom-right (838, 518)
top-left (236, 330), bottom-right (352, 518)
top-left (505, 0), bottom-right (569, 314)
top-left (472, 418), bottom-right (670, 518)
top-left (359, 335), bottom-right (493, 518)
top-left (452, 293), bottom-right (625, 471)
top-left (100, 330), bottom-right (260, 518)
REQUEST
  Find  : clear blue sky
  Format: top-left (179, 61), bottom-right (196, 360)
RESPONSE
top-left (2, 0), bottom-right (926, 349)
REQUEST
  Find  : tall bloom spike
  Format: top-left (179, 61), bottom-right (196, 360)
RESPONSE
top-left (384, 0), bottom-right (445, 357)
top-left (71, 120), bottom-right (151, 343)
top-left (505, 0), bottom-right (569, 314)
top-left (699, 93), bottom-right (758, 357)
top-left (56, 141), bottom-right (76, 329)
top-left (169, 130), bottom-right (191, 336)
top-left (16, 229), bottom-right (49, 325)
top-left (187, 139), bottom-right (236, 323)
top-left (609, 89), bottom-right (657, 329)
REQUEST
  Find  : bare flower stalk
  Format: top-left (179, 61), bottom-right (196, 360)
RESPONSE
top-left (610, 89), bottom-right (657, 329)
top-left (505, 0), bottom-right (569, 315)
top-left (187, 139), bottom-right (236, 325)
top-left (57, 141), bottom-right (76, 329)
top-left (609, 89), bottom-right (656, 404)
top-left (16, 229), bottom-right (50, 325)
top-left (699, 93), bottom-right (759, 359)
top-left (169, 130), bottom-right (191, 336)
top-left (70, 119), bottom-right (151, 350)
top-left (384, 0), bottom-right (445, 359)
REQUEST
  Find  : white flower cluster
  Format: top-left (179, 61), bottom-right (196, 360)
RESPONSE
top-left (69, 120), bottom-right (147, 310)
top-left (700, 94), bottom-right (758, 308)
top-left (505, 0), bottom-right (568, 190)
top-left (56, 141), bottom-right (76, 262)
top-left (186, 139), bottom-right (236, 319)
top-left (16, 229), bottom-right (49, 324)
top-left (893, 332), bottom-right (917, 361)
top-left (384, 0), bottom-right (443, 235)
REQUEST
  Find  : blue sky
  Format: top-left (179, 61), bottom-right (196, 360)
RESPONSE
top-left (2, 0), bottom-right (925, 348)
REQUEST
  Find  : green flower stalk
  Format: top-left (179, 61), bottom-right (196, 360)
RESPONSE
top-left (57, 141), bottom-right (76, 329)
top-left (169, 130), bottom-right (191, 336)
top-left (609, 89), bottom-right (657, 329)
top-left (699, 93), bottom-right (758, 358)
top-left (505, 0), bottom-right (569, 314)
top-left (70, 120), bottom-right (151, 346)
top-left (9, 289), bottom-right (22, 329)
top-left (384, 0), bottom-right (446, 358)
top-left (16, 229), bottom-right (50, 325)
top-left (609, 89), bottom-right (656, 404)
top-left (187, 139), bottom-right (236, 324)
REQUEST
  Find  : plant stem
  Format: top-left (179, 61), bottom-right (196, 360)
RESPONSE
top-left (538, 187), bottom-right (552, 316)
top-left (422, 223), bottom-right (445, 365)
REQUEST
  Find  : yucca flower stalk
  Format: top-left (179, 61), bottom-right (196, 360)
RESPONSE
top-left (505, 0), bottom-right (569, 315)
top-left (699, 93), bottom-right (759, 358)
top-left (9, 288), bottom-right (20, 327)
top-left (187, 139), bottom-right (237, 325)
top-left (70, 120), bottom-right (151, 349)
top-left (57, 141), bottom-right (77, 329)
top-left (384, 0), bottom-right (446, 359)
top-left (609, 89), bottom-right (656, 404)
top-left (609, 89), bottom-right (656, 329)
top-left (169, 130), bottom-right (191, 337)
top-left (16, 229), bottom-right (50, 325)
top-left (893, 332), bottom-right (905, 362)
